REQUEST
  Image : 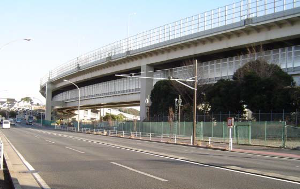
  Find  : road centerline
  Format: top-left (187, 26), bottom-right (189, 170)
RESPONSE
top-left (111, 162), bottom-right (168, 182)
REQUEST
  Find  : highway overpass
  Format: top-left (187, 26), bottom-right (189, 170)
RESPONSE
top-left (40, 0), bottom-right (300, 121)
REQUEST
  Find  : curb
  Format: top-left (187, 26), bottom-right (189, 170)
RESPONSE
top-left (0, 131), bottom-right (42, 189)
top-left (4, 153), bottom-right (22, 189)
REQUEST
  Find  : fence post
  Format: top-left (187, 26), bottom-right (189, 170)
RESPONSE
top-left (282, 121), bottom-right (287, 148)
top-left (222, 121), bottom-right (225, 141)
top-left (150, 121), bottom-right (152, 136)
top-left (264, 121), bottom-right (267, 144)
top-left (211, 121), bottom-right (214, 137)
top-left (184, 120), bottom-right (186, 136)
top-left (249, 122), bottom-right (252, 144)
top-left (296, 109), bottom-right (298, 126)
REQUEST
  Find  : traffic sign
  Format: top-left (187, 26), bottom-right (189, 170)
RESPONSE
top-left (227, 117), bottom-right (234, 127)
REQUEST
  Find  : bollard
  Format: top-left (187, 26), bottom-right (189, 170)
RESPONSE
top-left (209, 137), bottom-right (211, 145)
top-left (175, 134), bottom-right (177, 144)
top-left (135, 131), bottom-right (137, 137)
top-left (190, 135), bottom-right (192, 145)
top-left (139, 132), bottom-right (142, 139)
top-left (116, 130), bottom-right (118, 136)
top-left (123, 131), bottom-right (125, 137)
top-left (150, 133), bottom-right (152, 141)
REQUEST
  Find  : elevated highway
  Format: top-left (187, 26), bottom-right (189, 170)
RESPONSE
top-left (40, 0), bottom-right (300, 121)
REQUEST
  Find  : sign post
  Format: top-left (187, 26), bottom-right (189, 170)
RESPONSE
top-left (227, 117), bottom-right (234, 151)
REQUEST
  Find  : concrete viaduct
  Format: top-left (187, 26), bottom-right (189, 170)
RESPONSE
top-left (40, 0), bottom-right (300, 121)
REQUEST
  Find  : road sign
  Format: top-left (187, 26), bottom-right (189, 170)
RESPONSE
top-left (227, 117), bottom-right (234, 127)
top-left (227, 118), bottom-right (234, 151)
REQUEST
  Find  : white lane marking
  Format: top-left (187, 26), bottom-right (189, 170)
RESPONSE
top-left (45, 140), bottom-right (55, 144)
top-left (2, 133), bottom-right (51, 189)
top-left (111, 162), bottom-right (168, 182)
top-left (32, 173), bottom-right (51, 189)
top-left (30, 129), bottom-right (300, 185)
top-left (65, 146), bottom-right (85, 154)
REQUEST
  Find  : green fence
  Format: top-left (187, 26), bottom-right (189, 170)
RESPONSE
top-left (46, 119), bottom-right (299, 148)
top-left (90, 121), bottom-right (299, 148)
top-left (35, 119), bottom-right (56, 127)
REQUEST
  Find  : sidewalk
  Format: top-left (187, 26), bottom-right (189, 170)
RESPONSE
top-left (0, 160), bottom-right (13, 189)
top-left (0, 131), bottom-right (41, 189)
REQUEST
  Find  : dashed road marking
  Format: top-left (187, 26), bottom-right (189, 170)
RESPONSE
top-left (65, 146), bottom-right (85, 154)
top-left (111, 162), bottom-right (168, 182)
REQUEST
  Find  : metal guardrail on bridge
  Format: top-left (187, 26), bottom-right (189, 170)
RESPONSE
top-left (40, 0), bottom-right (300, 87)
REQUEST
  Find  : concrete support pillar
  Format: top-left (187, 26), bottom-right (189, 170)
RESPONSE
top-left (45, 82), bottom-right (53, 121)
top-left (140, 65), bottom-right (154, 121)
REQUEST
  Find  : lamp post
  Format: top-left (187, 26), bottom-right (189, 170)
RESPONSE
top-left (127, 13), bottom-right (136, 51)
top-left (32, 97), bottom-right (44, 126)
top-left (178, 95), bottom-right (182, 135)
top-left (145, 95), bottom-right (150, 121)
top-left (0, 38), bottom-right (32, 51)
top-left (127, 13), bottom-right (136, 38)
top-left (63, 79), bottom-right (80, 132)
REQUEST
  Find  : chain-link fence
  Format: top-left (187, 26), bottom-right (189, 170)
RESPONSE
top-left (52, 120), bottom-right (299, 149)
top-left (149, 111), bottom-right (300, 126)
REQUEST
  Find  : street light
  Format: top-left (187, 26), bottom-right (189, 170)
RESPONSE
top-left (127, 13), bottom-right (136, 38)
top-left (63, 79), bottom-right (80, 132)
top-left (0, 38), bottom-right (32, 51)
top-left (145, 95), bottom-right (150, 121)
top-left (127, 13), bottom-right (136, 51)
top-left (31, 97), bottom-right (44, 126)
top-left (176, 95), bottom-right (182, 135)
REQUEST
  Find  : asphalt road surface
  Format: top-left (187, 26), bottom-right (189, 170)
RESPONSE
top-left (1, 124), bottom-right (300, 189)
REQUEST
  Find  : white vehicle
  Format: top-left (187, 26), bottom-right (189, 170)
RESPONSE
top-left (2, 120), bottom-right (11, 129)
top-left (9, 118), bottom-right (15, 125)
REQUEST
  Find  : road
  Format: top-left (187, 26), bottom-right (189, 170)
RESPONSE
top-left (1, 123), bottom-right (300, 189)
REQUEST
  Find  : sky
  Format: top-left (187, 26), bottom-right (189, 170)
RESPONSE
top-left (0, 0), bottom-right (235, 104)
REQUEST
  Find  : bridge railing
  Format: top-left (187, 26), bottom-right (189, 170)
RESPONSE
top-left (40, 0), bottom-right (300, 87)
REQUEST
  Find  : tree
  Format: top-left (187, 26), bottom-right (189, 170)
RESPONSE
top-left (234, 59), bottom-right (295, 112)
top-left (9, 111), bottom-right (17, 118)
top-left (21, 97), bottom-right (33, 103)
top-left (0, 110), bottom-right (6, 118)
top-left (150, 80), bottom-right (178, 117)
top-left (103, 113), bottom-right (125, 121)
top-left (205, 79), bottom-right (244, 114)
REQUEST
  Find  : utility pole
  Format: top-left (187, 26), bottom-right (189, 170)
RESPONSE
top-left (178, 95), bottom-right (182, 135)
top-left (193, 60), bottom-right (198, 145)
